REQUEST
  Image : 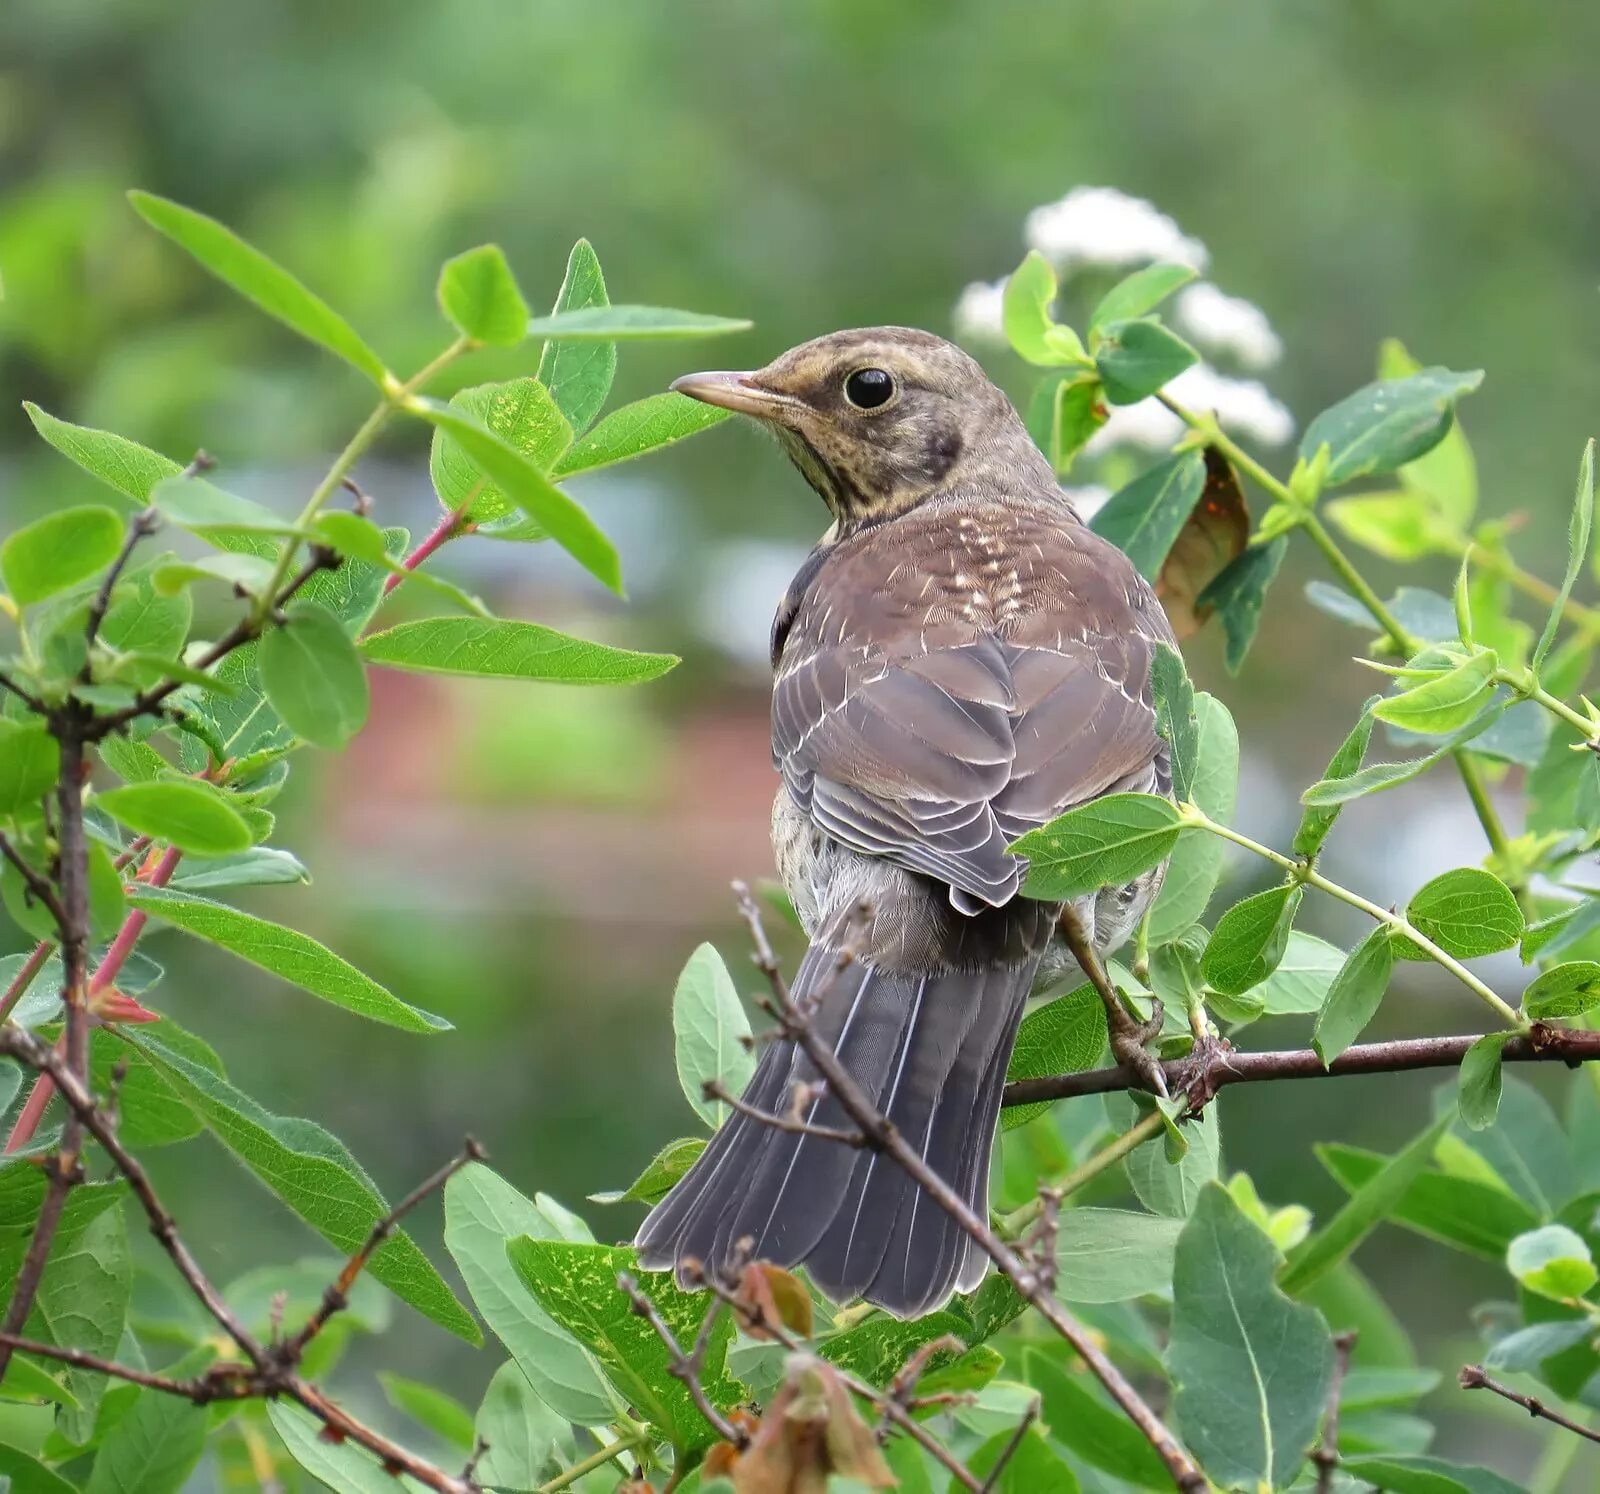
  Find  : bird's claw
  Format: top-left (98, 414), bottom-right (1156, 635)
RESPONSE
top-left (1107, 995), bottom-right (1169, 1098)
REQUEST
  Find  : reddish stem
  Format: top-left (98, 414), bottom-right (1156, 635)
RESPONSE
top-left (6, 847), bottom-right (183, 1153)
top-left (0, 943), bottom-right (53, 1025)
top-left (382, 506), bottom-right (471, 595)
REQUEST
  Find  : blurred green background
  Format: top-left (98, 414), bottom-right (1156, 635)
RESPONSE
top-left (4, 0), bottom-right (1599, 1478)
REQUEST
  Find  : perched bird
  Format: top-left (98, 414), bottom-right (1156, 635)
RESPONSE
top-left (637, 329), bottom-right (1175, 1317)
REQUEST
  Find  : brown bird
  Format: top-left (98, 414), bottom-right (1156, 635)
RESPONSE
top-left (636, 328), bottom-right (1175, 1317)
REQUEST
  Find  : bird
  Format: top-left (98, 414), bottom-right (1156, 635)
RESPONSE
top-left (636, 327), bottom-right (1176, 1318)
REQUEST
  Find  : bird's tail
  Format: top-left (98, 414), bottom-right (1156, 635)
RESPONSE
top-left (635, 905), bottom-right (1038, 1318)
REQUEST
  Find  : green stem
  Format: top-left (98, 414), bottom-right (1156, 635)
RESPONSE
top-left (536, 1431), bottom-right (649, 1493)
top-left (1455, 753), bottom-right (1536, 919)
top-left (1186, 808), bottom-right (1526, 1030)
top-left (998, 1109), bottom-right (1167, 1236)
top-left (1299, 511), bottom-right (1413, 652)
top-left (1464, 537), bottom-right (1600, 642)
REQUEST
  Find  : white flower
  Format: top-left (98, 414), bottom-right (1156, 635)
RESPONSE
top-left (1025, 187), bottom-right (1208, 274)
top-left (1085, 363), bottom-right (1294, 455)
top-left (951, 278), bottom-right (1008, 343)
top-left (1174, 283), bottom-right (1282, 370)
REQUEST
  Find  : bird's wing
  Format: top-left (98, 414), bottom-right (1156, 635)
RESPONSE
top-left (772, 509), bottom-right (1172, 911)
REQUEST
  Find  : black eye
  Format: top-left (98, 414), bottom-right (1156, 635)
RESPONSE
top-left (843, 367), bottom-right (895, 409)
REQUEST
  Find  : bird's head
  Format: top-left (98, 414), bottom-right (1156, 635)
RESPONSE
top-left (671, 327), bottom-right (1050, 526)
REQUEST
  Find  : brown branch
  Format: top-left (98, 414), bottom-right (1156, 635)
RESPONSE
top-left (0, 1330), bottom-right (255, 1402)
top-left (0, 671), bottom-right (47, 715)
top-left (1002, 1026), bottom-right (1600, 1109)
top-left (1312, 1330), bottom-right (1357, 1493)
top-left (732, 883), bottom-right (1207, 1494)
top-left (82, 506), bottom-right (163, 677)
top-left (703, 1077), bottom-right (867, 1148)
top-left (1459, 1364), bottom-right (1600, 1446)
top-left (282, 1137), bottom-right (485, 1358)
top-left (979, 1400), bottom-right (1038, 1492)
top-left (618, 1270), bottom-right (750, 1451)
top-left (0, 833), bottom-right (65, 930)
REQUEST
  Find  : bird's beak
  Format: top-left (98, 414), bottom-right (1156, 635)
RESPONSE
top-left (670, 370), bottom-right (798, 422)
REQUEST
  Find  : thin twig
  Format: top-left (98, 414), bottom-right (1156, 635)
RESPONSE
top-left (0, 671), bottom-right (48, 715)
top-left (704, 1078), bottom-right (867, 1148)
top-left (0, 834), bottom-right (65, 929)
top-left (0, 942), bottom-right (52, 1025)
top-left (1313, 1330), bottom-right (1357, 1493)
top-left (1459, 1364), bottom-right (1600, 1447)
top-left (0, 1330), bottom-right (254, 1402)
top-left (979, 1400), bottom-right (1038, 1492)
top-left (732, 884), bottom-right (1207, 1494)
top-left (534, 1432), bottom-right (651, 1494)
top-left (383, 499), bottom-right (475, 596)
top-left (619, 1271), bottom-right (750, 1450)
top-left (82, 506), bottom-right (162, 677)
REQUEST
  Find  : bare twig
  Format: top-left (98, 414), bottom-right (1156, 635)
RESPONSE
top-left (1459, 1364), bottom-right (1600, 1447)
top-left (0, 833), bottom-right (65, 929)
top-left (1313, 1330), bottom-right (1357, 1493)
top-left (383, 498), bottom-right (476, 595)
top-left (0, 671), bottom-right (48, 715)
top-left (0, 1330), bottom-right (253, 1402)
top-left (704, 1077), bottom-right (867, 1148)
top-left (979, 1400), bottom-right (1038, 1492)
top-left (0, 941), bottom-right (52, 1025)
top-left (731, 883), bottom-right (1207, 1494)
top-left (82, 507), bottom-right (163, 676)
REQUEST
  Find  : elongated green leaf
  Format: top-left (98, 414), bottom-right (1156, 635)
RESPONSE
top-left (1167, 1184), bottom-right (1333, 1492)
top-left (1002, 984), bottom-right (1105, 1131)
top-left (1013, 793), bottom-right (1185, 899)
top-left (968, 1425), bottom-right (1078, 1493)
top-left (1002, 251), bottom-right (1084, 366)
top-left (1299, 368), bottom-right (1484, 488)
top-left (1292, 701), bottom-right (1377, 856)
top-left (1371, 649), bottom-right (1498, 735)
top-left (507, 1239), bottom-right (740, 1449)
top-left (443, 1165), bottom-right (616, 1425)
top-left (1052, 1208), bottom-right (1183, 1302)
top-left (1535, 439), bottom-right (1595, 669)
top-left (1300, 699), bottom-right (1506, 805)
top-left (0, 1446), bottom-right (75, 1493)
top-left (1149, 692), bottom-right (1237, 943)
top-left (309, 512), bottom-right (487, 617)
top-left (1311, 926), bottom-right (1394, 1064)
top-left (528, 305), bottom-right (751, 340)
top-left (672, 943), bottom-right (755, 1128)
top-left (1523, 960), bottom-right (1600, 1019)
top-left (1023, 1348), bottom-right (1171, 1490)
top-left (590, 1137), bottom-right (707, 1206)
top-left (538, 240), bottom-right (615, 434)
top-left (1340, 1454), bottom-right (1522, 1494)
top-left (1325, 492), bottom-right (1454, 562)
top-left (129, 1031), bottom-right (477, 1340)
top-left (554, 392), bottom-right (730, 478)
top-left (429, 377), bottom-right (574, 526)
top-left (152, 552), bottom-right (276, 598)
top-left (1089, 451), bottom-right (1206, 581)
top-left (409, 397), bottom-right (621, 594)
top-left (127, 885), bottom-right (447, 1032)
top-left (1, 505), bottom-right (124, 606)
top-left (0, 721), bottom-right (59, 820)
top-left (1196, 536), bottom-right (1287, 675)
top-left (1280, 1112), bottom-right (1453, 1296)
top-left (437, 243), bottom-right (529, 347)
top-left (258, 599), bottom-right (370, 749)
top-left (1401, 867), bottom-right (1523, 960)
top-left (379, 1372), bottom-right (476, 1451)
top-left (23, 403), bottom-right (182, 505)
top-left (1381, 338), bottom-right (1478, 525)
top-left (1095, 317), bottom-right (1197, 405)
top-left (128, 191), bottom-right (388, 382)
top-left (1149, 643), bottom-right (1198, 801)
top-left (86, 1348), bottom-right (214, 1494)
top-left (1202, 884), bottom-right (1300, 997)
top-left (473, 1359), bottom-right (570, 1492)
top-left (96, 780), bottom-right (251, 856)
top-left (1089, 263), bottom-right (1198, 336)
top-left (268, 1400), bottom-right (403, 1494)
top-left (360, 616), bottom-right (677, 686)
top-left (1459, 1032), bottom-right (1513, 1131)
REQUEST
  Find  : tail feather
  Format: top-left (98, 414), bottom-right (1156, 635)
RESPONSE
top-left (636, 910), bottom-right (1038, 1317)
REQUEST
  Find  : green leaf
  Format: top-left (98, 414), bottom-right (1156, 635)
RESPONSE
top-left (1051, 1208), bottom-right (1184, 1302)
top-left (258, 599), bottom-right (370, 749)
top-left (151, 552), bottom-right (276, 599)
top-left (268, 1400), bottom-right (406, 1494)
top-left (23, 403), bottom-right (182, 505)
top-left (379, 1371), bottom-right (476, 1451)
top-left (507, 1239), bottom-right (740, 1450)
top-left (1022, 1348), bottom-right (1171, 1490)
top-left (437, 243), bottom-right (529, 346)
top-left (0, 1446), bottom-right (75, 1493)
top-left (1013, 793), bottom-right (1185, 900)
top-left (1280, 1112), bottom-right (1453, 1296)
top-left (1094, 318), bottom-right (1198, 405)
top-left (309, 512), bottom-right (487, 617)
top-left (527, 304), bottom-right (752, 340)
top-left (966, 1424), bottom-right (1078, 1493)
top-left (1166, 1184), bottom-right (1333, 1492)
top-left (1300, 699), bottom-right (1506, 805)
top-left (1149, 643), bottom-right (1198, 802)
top-left (0, 721), bottom-right (59, 820)
top-left (1202, 884), bottom-right (1301, 997)
top-left (1118, 1096), bottom-right (1220, 1217)
top-left (410, 396), bottom-right (622, 594)
top-left (1381, 338), bottom-right (1479, 527)
top-left (1401, 867), bottom-right (1524, 960)
top-left (1002, 252), bottom-right (1084, 366)
top-left (90, 1023), bottom-right (223, 1148)
top-left (1324, 492), bottom-right (1455, 562)
top-left (590, 1137), bottom-right (707, 1206)
top-left (1339, 1453), bottom-right (1523, 1494)
top-left (360, 617), bottom-right (677, 686)
top-left (127, 885), bottom-right (448, 1033)
top-left (1371, 649), bottom-right (1499, 735)
top-left (443, 1164), bottom-right (617, 1425)
top-left (537, 240), bottom-right (616, 435)
top-left (1291, 701), bottom-right (1377, 857)
top-left (1089, 263), bottom-right (1198, 336)
top-left (1459, 1032), bottom-right (1513, 1131)
top-left (1243, 932), bottom-right (1345, 1016)
top-left (1536, 439), bottom-right (1595, 669)
top-left (1195, 536), bottom-right (1287, 675)
top-left (129, 1031), bottom-right (477, 1340)
top-left (3, 836), bottom-right (123, 943)
top-left (819, 1308), bottom-right (977, 1388)
top-left (554, 392), bottom-right (731, 479)
top-left (96, 779), bottom-right (251, 856)
top-left (1, 505), bottom-right (124, 606)
top-left (1523, 960), bottom-right (1600, 1019)
top-left (1029, 374), bottom-right (1105, 475)
top-left (128, 191), bottom-right (388, 383)
top-left (86, 1348), bottom-right (214, 1494)
top-left (672, 942), bottom-right (755, 1128)
top-left (1311, 925), bottom-right (1394, 1064)
top-left (429, 378), bottom-right (574, 525)
top-left (1089, 451), bottom-right (1207, 582)
top-left (1299, 368), bottom-right (1484, 488)
top-left (1002, 984), bottom-right (1106, 1130)
top-left (1508, 1223), bottom-right (1597, 1299)
top-left (473, 1359), bottom-right (569, 1492)
top-left (149, 474), bottom-right (296, 538)
top-left (1149, 693), bottom-right (1238, 943)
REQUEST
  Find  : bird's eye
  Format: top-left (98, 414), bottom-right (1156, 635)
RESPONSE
top-left (843, 367), bottom-right (895, 410)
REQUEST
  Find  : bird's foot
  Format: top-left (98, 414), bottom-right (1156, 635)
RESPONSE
top-left (1172, 1031), bottom-right (1235, 1115)
top-left (1106, 995), bottom-right (1169, 1099)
